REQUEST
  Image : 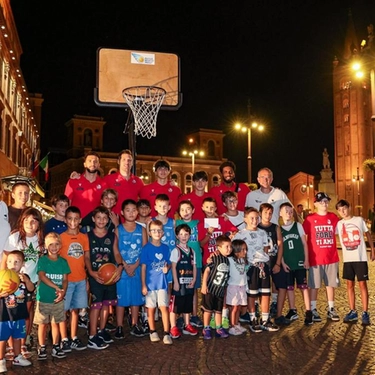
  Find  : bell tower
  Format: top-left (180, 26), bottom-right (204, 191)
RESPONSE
top-left (333, 10), bottom-right (374, 217)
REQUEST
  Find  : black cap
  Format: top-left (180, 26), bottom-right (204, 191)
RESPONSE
top-left (314, 192), bottom-right (331, 202)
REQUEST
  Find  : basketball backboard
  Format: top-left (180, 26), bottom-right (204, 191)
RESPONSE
top-left (94, 48), bottom-right (182, 110)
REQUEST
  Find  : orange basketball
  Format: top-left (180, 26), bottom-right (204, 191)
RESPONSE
top-left (0, 269), bottom-right (20, 294)
top-left (98, 263), bottom-right (117, 285)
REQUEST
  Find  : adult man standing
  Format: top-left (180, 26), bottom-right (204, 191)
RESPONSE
top-left (104, 149), bottom-right (144, 215)
top-left (64, 151), bottom-right (107, 218)
top-left (245, 167), bottom-right (291, 225)
top-left (209, 161), bottom-right (250, 215)
top-left (140, 159), bottom-right (181, 218)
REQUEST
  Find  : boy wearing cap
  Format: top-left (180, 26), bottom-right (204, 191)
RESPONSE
top-left (302, 192), bottom-right (340, 323)
top-left (140, 159), bottom-right (182, 219)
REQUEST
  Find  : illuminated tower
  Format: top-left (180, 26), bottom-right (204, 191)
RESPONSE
top-left (333, 10), bottom-right (374, 217)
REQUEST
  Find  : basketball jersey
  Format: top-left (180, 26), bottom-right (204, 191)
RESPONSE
top-left (87, 231), bottom-right (116, 271)
top-left (173, 245), bottom-right (195, 296)
top-left (258, 222), bottom-right (279, 257)
top-left (117, 223), bottom-right (143, 265)
top-left (281, 222), bottom-right (305, 270)
top-left (206, 253), bottom-right (230, 298)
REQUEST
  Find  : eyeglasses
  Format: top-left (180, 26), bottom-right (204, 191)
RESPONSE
top-left (227, 199), bottom-right (238, 204)
top-left (317, 200), bottom-right (329, 205)
top-left (150, 229), bottom-right (163, 233)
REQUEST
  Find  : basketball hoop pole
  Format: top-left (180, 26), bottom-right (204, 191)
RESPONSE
top-left (128, 116), bottom-right (136, 175)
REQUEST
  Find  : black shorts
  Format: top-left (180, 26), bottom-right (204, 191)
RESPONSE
top-left (271, 266), bottom-right (288, 290)
top-left (247, 264), bottom-right (271, 297)
top-left (169, 294), bottom-right (193, 314)
top-left (201, 293), bottom-right (224, 313)
top-left (343, 261), bottom-right (369, 282)
top-left (89, 277), bottom-right (117, 305)
top-left (286, 269), bottom-right (308, 290)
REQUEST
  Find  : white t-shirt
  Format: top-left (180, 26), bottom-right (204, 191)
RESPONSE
top-left (170, 246), bottom-right (196, 264)
top-left (227, 256), bottom-right (247, 286)
top-left (245, 187), bottom-right (290, 224)
top-left (223, 211), bottom-right (245, 230)
top-left (0, 202), bottom-right (10, 263)
top-left (336, 216), bottom-right (369, 262)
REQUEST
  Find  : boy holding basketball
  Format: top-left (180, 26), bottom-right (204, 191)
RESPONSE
top-left (85, 206), bottom-right (122, 349)
top-left (34, 232), bottom-right (71, 360)
top-left (0, 250), bottom-right (34, 371)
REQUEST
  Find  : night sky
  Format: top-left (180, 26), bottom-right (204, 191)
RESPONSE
top-left (10, 1), bottom-right (375, 190)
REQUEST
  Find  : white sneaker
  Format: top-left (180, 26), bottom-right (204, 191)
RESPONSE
top-left (236, 324), bottom-right (247, 333)
top-left (150, 332), bottom-right (160, 342)
top-left (0, 358), bottom-right (6, 372)
top-left (12, 354), bottom-right (31, 367)
top-left (228, 326), bottom-right (242, 336)
top-left (163, 334), bottom-right (173, 345)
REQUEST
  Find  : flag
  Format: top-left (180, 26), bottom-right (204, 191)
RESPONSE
top-left (39, 154), bottom-right (49, 181)
top-left (30, 150), bottom-right (37, 177)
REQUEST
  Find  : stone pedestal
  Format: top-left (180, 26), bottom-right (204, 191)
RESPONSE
top-left (319, 168), bottom-right (337, 211)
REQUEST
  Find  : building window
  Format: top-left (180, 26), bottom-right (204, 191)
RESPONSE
top-left (207, 140), bottom-right (215, 158)
top-left (184, 173), bottom-right (192, 194)
top-left (344, 114), bottom-right (349, 122)
top-left (343, 98), bottom-right (349, 109)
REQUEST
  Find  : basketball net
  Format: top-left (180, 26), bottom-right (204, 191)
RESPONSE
top-left (122, 86), bottom-right (166, 139)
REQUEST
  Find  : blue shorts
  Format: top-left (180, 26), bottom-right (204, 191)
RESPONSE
top-left (195, 267), bottom-right (202, 289)
top-left (116, 268), bottom-right (144, 307)
top-left (64, 280), bottom-right (88, 311)
top-left (0, 320), bottom-right (26, 341)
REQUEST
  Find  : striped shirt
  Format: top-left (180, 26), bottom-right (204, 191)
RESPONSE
top-left (205, 253), bottom-right (230, 298)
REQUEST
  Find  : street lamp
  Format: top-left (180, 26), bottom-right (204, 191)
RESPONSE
top-left (234, 121), bottom-right (264, 183)
top-left (352, 167), bottom-right (364, 216)
top-left (182, 149), bottom-right (204, 174)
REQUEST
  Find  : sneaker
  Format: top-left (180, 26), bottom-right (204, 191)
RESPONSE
top-left (343, 310), bottom-right (358, 323)
top-left (0, 358), bottom-right (6, 372)
top-left (78, 315), bottom-right (88, 329)
top-left (87, 334), bottom-right (109, 350)
top-left (304, 310), bottom-right (313, 325)
top-left (362, 311), bottom-right (371, 326)
top-left (20, 345), bottom-right (31, 358)
top-left (150, 331), bottom-right (160, 342)
top-left (98, 329), bottom-right (114, 343)
top-left (115, 326), bottom-right (125, 340)
top-left (51, 345), bottom-right (67, 359)
top-left (327, 307), bottom-right (340, 321)
top-left (130, 324), bottom-right (145, 337)
top-left (176, 316), bottom-right (184, 330)
top-left (170, 326), bottom-right (181, 339)
top-left (182, 324), bottom-right (198, 336)
top-left (228, 326), bottom-right (242, 336)
top-left (105, 321), bottom-right (117, 332)
top-left (274, 315), bottom-right (291, 326)
top-left (190, 315), bottom-right (203, 328)
top-left (236, 324), bottom-right (247, 333)
top-left (312, 309), bottom-right (322, 322)
top-left (37, 346), bottom-right (47, 361)
top-left (70, 338), bottom-right (87, 351)
top-left (285, 309), bottom-right (299, 321)
top-left (12, 353), bottom-right (32, 366)
top-left (260, 319), bottom-right (280, 332)
top-left (209, 314), bottom-right (216, 329)
top-left (163, 334), bottom-right (173, 345)
top-left (270, 302), bottom-right (277, 318)
top-left (222, 316), bottom-right (230, 329)
top-left (249, 318), bottom-right (262, 333)
top-left (61, 339), bottom-right (72, 353)
top-left (239, 312), bottom-right (251, 323)
top-left (5, 346), bottom-right (14, 361)
top-left (215, 327), bottom-right (229, 338)
top-left (142, 320), bottom-right (150, 334)
top-left (203, 328), bottom-right (212, 340)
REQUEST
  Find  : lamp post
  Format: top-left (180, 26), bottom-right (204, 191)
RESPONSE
top-left (182, 149), bottom-right (204, 174)
top-left (302, 176), bottom-right (314, 212)
top-left (353, 167), bottom-right (364, 216)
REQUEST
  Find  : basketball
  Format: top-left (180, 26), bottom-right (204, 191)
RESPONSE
top-left (98, 263), bottom-right (118, 285)
top-left (0, 269), bottom-right (20, 294)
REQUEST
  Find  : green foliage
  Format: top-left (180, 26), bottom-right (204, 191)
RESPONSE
top-left (363, 158), bottom-right (375, 172)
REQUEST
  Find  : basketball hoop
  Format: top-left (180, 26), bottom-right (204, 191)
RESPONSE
top-left (122, 86), bottom-right (166, 139)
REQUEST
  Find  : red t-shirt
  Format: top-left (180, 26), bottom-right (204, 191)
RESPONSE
top-left (178, 191), bottom-right (212, 222)
top-left (198, 216), bottom-right (237, 265)
top-left (209, 182), bottom-right (250, 215)
top-left (64, 175), bottom-right (107, 218)
top-left (302, 212), bottom-right (339, 267)
top-left (140, 181), bottom-right (182, 218)
top-left (104, 172), bottom-right (144, 215)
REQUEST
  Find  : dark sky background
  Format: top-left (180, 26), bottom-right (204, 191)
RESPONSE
top-left (10, 1), bottom-right (375, 190)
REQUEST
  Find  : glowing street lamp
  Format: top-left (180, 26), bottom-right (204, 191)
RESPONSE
top-left (234, 121), bottom-right (264, 183)
top-left (182, 149), bottom-right (204, 174)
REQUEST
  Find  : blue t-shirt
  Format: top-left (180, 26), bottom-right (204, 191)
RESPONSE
top-left (44, 217), bottom-right (67, 235)
top-left (140, 242), bottom-right (170, 292)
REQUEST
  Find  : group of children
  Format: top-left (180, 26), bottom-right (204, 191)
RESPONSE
top-left (0, 175), bottom-right (374, 370)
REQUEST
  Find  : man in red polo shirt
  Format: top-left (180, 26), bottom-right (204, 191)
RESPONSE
top-left (140, 159), bottom-right (181, 219)
top-left (64, 151), bottom-right (107, 218)
top-left (209, 161), bottom-right (250, 215)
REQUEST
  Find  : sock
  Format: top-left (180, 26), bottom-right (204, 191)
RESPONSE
top-left (262, 313), bottom-right (269, 322)
top-left (311, 301), bottom-right (317, 310)
top-left (204, 325), bottom-right (210, 329)
top-left (216, 325), bottom-right (222, 329)
top-left (328, 301), bottom-right (334, 309)
top-left (89, 335), bottom-right (94, 339)
top-left (62, 338), bottom-right (68, 342)
top-left (271, 293), bottom-right (278, 303)
top-left (250, 312), bottom-right (256, 320)
top-left (222, 308), bottom-right (229, 318)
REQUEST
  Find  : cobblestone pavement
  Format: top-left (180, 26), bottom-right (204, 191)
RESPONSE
top-left (4, 250), bottom-right (375, 375)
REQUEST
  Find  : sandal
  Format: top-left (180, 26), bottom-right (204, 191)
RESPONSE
top-left (5, 346), bottom-right (14, 361)
top-left (21, 345), bottom-right (31, 358)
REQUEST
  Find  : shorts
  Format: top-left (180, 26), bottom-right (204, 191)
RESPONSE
top-left (145, 289), bottom-right (169, 308)
top-left (308, 263), bottom-right (340, 289)
top-left (195, 268), bottom-right (202, 289)
top-left (201, 292), bottom-right (224, 313)
top-left (116, 268), bottom-right (144, 307)
top-left (343, 261), bottom-right (369, 282)
top-left (271, 266), bottom-right (288, 290)
top-left (247, 264), bottom-right (271, 297)
top-left (226, 284), bottom-right (247, 306)
top-left (286, 269), bottom-right (308, 290)
top-left (64, 280), bottom-right (88, 311)
top-left (89, 277), bottom-right (117, 307)
top-left (0, 320), bottom-right (26, 341)
top-left (26, 285), bottom-right (37, 303)
top-left (34, 301), bottom-right (66, 324)
top-left (169, 294), bottom-right (194, 314)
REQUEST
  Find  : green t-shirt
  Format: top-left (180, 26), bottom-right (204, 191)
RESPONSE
top-left (36, 255), bottom-right (71, 303)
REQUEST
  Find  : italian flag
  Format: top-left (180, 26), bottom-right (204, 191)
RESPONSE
top-left (39, 154), bottom-right (49, 181)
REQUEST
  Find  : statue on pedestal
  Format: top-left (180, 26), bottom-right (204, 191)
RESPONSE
top-left (322, 148), bottom-right (330, 169)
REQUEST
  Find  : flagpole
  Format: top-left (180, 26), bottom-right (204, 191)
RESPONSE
top-left (33, 152), bottom-right (50, 170)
